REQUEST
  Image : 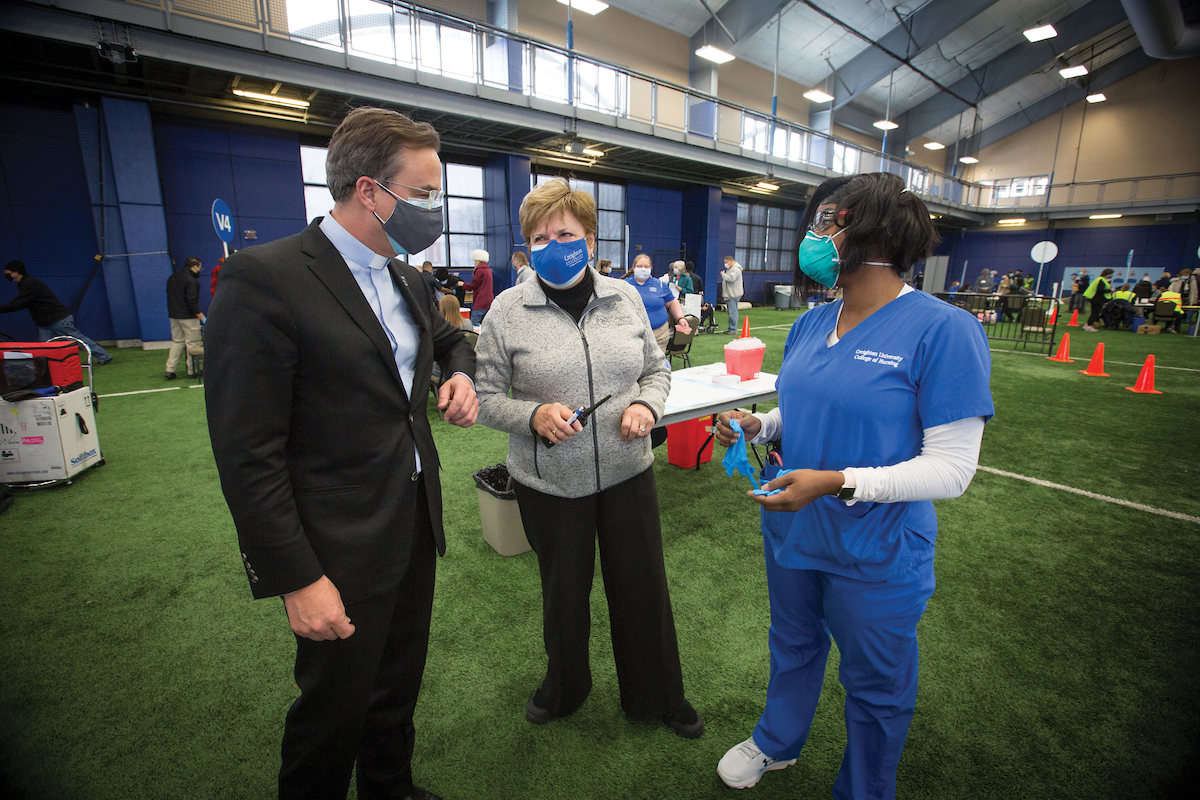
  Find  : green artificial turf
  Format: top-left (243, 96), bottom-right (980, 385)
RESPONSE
top-left (1, 310), bottom-right (1197, 799)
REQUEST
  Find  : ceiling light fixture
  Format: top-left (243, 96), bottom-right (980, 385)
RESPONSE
top-left (695, 44), bottom-right (735, 64)
top-left (756, 181), bottom-right (780, 191)
top-left (556, 0), bottom-right (608, 15)
top-left (232, 89), bottom-right (310, 109)
top-left (1023, 24), bottom-right (1057, 43)
top-left (923, 141), bottom-right (946, 150)
top-left (959, 156), bottom-right (979, 164)
top-left (1059, 64), bottom-right (1089, 79)
top-left (1086, 93), bottom-right (1107, 103)
top-left (997, 218), bottom-right (1026, 225)
top-left (581, 147), bottom-right (605, 157)
top-left (803, 89), bottom-right (834, 103)
top-left (873, 119), bottom-right (899, 131)
top-left (1089, 213), bottom-right (1122, 219)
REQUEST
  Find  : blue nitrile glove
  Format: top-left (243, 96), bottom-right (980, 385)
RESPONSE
top-left (722, 418), bottom-right (760, 490)
top-left (752, 470), bottom-right (793, 497)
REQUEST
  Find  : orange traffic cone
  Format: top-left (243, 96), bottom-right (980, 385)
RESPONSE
top-left (1079, 343), bottom-right (1109, 376)
top-left (1067, 309), bottom-right (1080, 327)
top-left (740, 316), bottom-right (750, 338)
top-left (1047, 304), bottom-right (1058, 325)
top-left (1125, 355), bottom-right (1163, 394)
top-left (1047, 333), bottom-right (1074, 362)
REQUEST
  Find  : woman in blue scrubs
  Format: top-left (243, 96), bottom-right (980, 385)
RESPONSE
top-left (714, 173), bottom-right (994, 798)
top-left (626, 253), bottom-right (691, 353)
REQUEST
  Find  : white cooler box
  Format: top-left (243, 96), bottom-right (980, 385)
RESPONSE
top-left (0, 387), bottom-right (102, 485)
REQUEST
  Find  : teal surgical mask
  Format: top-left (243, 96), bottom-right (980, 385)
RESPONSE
top-left (797, 229), bottom-right (844, 287)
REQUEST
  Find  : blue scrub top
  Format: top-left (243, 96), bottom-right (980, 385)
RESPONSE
top-left (626, 276), bottom-right (671, 328)
top-left (764, 290), bottom-right (994, 582)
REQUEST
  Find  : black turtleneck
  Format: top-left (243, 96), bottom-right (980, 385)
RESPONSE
top-left (539, 271), bottom-right (595, 323)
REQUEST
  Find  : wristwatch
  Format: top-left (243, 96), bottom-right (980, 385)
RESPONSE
top-left (836, 471), bottom-right (856, 502)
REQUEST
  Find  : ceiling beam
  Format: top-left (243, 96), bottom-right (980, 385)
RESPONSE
top-left (815, 0), bottom-right (1003, 111)
top-left (890, 0), bottom-right (1129, 151)
top-left (947, 49), bottom-right (1157, 159)
top-left (688, 0), bottom-right (791, 54)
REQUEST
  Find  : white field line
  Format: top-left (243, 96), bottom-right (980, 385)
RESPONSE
top-left (99, 385), bottom-right (204, 398)
top-left (990, 347), bottom-right (1200, 372)
top-left (977, 465), bottom-right (1200, 525)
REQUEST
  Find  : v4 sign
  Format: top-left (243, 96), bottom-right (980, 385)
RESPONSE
top-left (212, 199), bottom-right (234, 244)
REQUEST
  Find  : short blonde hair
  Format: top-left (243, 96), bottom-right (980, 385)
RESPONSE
top-left (519, 178), bottom-right (597, 243)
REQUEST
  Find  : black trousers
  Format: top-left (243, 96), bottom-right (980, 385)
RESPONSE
top-left (279, 480), bottom-right (437, 800)
top-left (1087, 296), bottom-right (1106, 325)
top-left (513, 467), bottom-right (686, 719)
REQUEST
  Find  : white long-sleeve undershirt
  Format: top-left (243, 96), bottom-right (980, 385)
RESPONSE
top-left (747, 283), bottom-right (985, 503)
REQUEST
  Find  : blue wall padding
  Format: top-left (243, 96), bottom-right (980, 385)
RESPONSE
top-left (484, 153), bottom-right (530, 292)
top-left (0, 103), bottom-right (113, 342)
top-left (681, 186), bottom-right (723, 302)
top-left (154, 115), bottom-right (306, 309)
top-left (75, 104), bottom-right (140, 339)
top-left (627, 183), bottom-right (683, 276)
top-left (934, 222), bottom-right (1200, 294)
top-left (102, 97), bottom-right (174, 341)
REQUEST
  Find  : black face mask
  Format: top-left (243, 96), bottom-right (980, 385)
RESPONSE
top-left (3, 273), bottom-right (13, 282)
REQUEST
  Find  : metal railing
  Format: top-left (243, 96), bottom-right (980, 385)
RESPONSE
top-left (935, 293), bottom-right (1061, 354)
top-left (128, 1), bottom-right (1199, 214)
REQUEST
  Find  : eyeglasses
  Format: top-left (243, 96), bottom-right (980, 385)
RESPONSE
top-left (375, 178), bottom-right (445, 211)
top-left (809, 209), bottom-right (838, 232)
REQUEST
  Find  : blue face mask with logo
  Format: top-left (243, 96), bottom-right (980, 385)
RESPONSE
top-left (797, 229), bottom-right (844, 287)
top-left (531, 238), bottom-right (591, 289)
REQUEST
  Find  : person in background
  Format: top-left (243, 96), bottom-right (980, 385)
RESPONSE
top-left (164, 256), bottom-right (205, 379)
top-left (1082, 268), bottom-right (1114, 331)
top-left (714, 172), bottom-right (992, 797)
top-left (414, 260), bottom-right (439, 310)
top-left (948, 280), bottom-right (961, 294)
top-left (205, 106), bottom-right (477, 800)
top-left (1105, 284), bottom-right (1138, 330)
top-left (438, 294), bottom-right (472, 332)
top-left (435, 267), bottom-right (463, 304)
top-left (597, 259), bottom-right (613, 277)
top-left (1132, 274), bottom-right (1153, 301)
top-left (974, 270), bottom-right (992, 293)
top-left (721, 255), bottom-right (744, 334)
top-left (1158, 285), bottom-right (1185, 333)
top-left (463, 249), bottom-right (494, 327)
top-left (211, 250), bottom-right (235, 298)
top-left (474, 177), bottom-right (704, 741)
top-left (1153, 271), bottom-right (1172, 291)
top-left (512, 251), bottom-right (535, 286)
top-left (686, 260), bottom-right (703, 297)
top-left (627, 253), bottom-right (692, 353)
top-left (668, 260), bottom-right (693, 295)
top-left (912, 270), bottom-right (924, 290)
top-left (1168, 268), bottom-right (1197, 307)
top-left (1, 259), bottom-right (113, 364)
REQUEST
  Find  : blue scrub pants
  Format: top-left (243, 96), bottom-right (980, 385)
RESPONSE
top-left (753, 532), bottom-right (936, 800)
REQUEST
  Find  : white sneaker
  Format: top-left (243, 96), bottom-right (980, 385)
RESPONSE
top-left (717, 736), bottom-right (796, 789)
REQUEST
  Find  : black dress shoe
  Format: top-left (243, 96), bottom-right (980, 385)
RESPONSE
top-left (164, 372), bottom-right (177, 380)
top-left (663, 699), bottom-right (705, 739)
top-left (525, 691), bottom-right (554, 724)
top-left (401, 789), bottom-right (442, 800)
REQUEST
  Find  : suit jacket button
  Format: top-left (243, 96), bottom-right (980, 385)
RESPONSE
top-left (411, 471), bottom-right (419, 482)
top-left (409, 413), bottom-right (415, 423)
top-left (250, 575), bottom-right (259, 583)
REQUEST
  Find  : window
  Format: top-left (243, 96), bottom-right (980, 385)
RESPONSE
top-left (575, 60), bottom-right (628, 116)
top-left (301, 145), bottom-right (335, 224)
top-left (832, 142), bottom-right (860, 175)
top-left (532, 172), bottom-right (627, 271)
top-left (735, 201), bottom-right (800, 274)
top-left (741, 115), bottom-right (770, 154)
top-left (298, 146), bottom-right (486, 268)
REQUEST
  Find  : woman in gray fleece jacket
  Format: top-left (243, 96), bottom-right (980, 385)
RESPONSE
top-left (475, 178), bottom-right (703, 739)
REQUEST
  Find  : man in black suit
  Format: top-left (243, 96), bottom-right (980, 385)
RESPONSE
top-left (205, 107), bottom-right (477, 800)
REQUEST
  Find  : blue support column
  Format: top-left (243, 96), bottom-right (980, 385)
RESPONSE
top-left (484, 153), bottom-right (531, 292)
top-left (101, 97), bottom-right (173, 342)
top-left (682, 186), bottom-right (724, 302)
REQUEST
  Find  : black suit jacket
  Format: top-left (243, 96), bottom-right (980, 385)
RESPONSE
top-left (205, 220), bottom-right (476, 605)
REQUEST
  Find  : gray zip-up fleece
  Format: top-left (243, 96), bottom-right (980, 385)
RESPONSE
top-left (476, 268), bottom-right (671, 499)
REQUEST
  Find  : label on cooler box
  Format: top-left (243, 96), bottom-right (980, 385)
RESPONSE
top-left (70, 448), bottom-right (98, 468)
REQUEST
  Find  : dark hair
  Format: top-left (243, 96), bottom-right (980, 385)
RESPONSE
top-left (435, 267), bottom-right (449, 281)
top-left (325, 107), bottom-right (441, 202)
top-left (4, 259), bottom-right (28, 276)
top-left (685, 261), bottom-right (694, 272)
top-left (1100, 268), bottom-right (1114, 277)
top-left (793, 177), bottom-right (854, 288)
top-left (184, 256), bottom-right (201, 270)
top-left (822, 173), bottom-right (939, 279)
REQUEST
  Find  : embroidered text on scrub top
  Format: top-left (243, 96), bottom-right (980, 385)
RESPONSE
top-left (320, 213), bottom-right (422, 472)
